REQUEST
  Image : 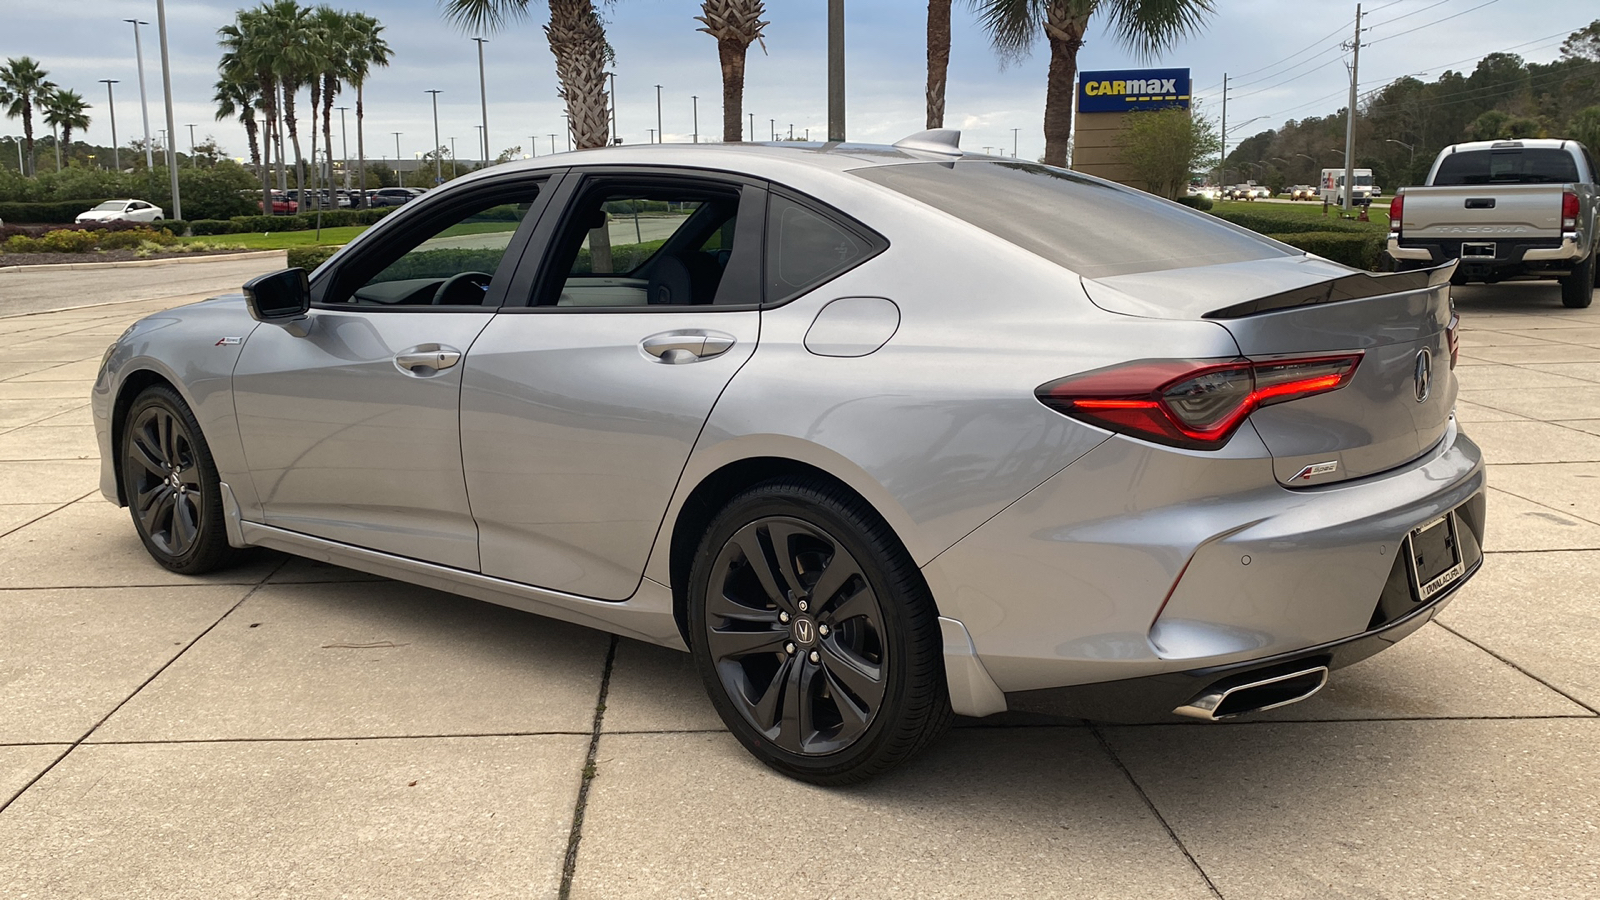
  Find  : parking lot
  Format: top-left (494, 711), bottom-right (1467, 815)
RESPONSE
top-left (0, 258), bottom-right (1597, 898)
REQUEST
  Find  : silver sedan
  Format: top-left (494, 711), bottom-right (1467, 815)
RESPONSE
top-left (92, 132), bottom-right (1484, 783)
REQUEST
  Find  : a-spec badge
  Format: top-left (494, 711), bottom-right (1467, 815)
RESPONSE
top-left (215, 336), bottom-right (241, 346)
top-left (1293, 461), bottom-right (1339, 480)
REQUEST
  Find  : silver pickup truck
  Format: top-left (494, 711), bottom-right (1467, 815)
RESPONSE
top-left (1388, 139), bottom-right (1599, 308)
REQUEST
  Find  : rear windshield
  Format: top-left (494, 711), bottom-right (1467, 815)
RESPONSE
top-left (1433, 148), bottom-right (1581, 185)
top-left (853, 161), bottom-right (1289, 278)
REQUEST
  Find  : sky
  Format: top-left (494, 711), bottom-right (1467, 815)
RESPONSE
top-left (1, 0), bottom-right (1592, 166)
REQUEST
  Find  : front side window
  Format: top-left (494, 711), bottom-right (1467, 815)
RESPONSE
top-left (536, 179), bottom-right (758, 307)
top-left (322, 185), bottom-right (541, 307)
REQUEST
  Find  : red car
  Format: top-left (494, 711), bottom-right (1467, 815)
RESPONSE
top-left (257, 193), bottom-right (299, 214)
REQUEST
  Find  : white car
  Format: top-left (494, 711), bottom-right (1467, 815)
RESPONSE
top-left (75, 199), bottom-right (164, 225)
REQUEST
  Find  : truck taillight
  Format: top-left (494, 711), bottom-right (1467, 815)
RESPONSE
top-left (1388, 194), bottom-right (1403, 233)
top-left (1563, 190), bottom-right (1579, 230)
top-left (1036, 354), bottom-right (1364, 451)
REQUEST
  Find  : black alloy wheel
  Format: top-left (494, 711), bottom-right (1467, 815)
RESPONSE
top-left (120, 386), bottom-right (242, 574)
top-left (689, 478), bottom-right (951, 784)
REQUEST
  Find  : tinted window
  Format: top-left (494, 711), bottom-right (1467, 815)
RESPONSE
top-left (854, 161), bottom-right (1289, 279)
top-left (1433, 148), bottom-right (1581, 185)
top-left (765, 194), bottom-right (877, 302)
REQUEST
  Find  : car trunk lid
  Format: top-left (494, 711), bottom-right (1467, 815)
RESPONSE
top-left (1082, 258), bottom-right (1457, 486)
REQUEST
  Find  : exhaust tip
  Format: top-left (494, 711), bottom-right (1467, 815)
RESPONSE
top-left (1173, 665), bottom-right (1330, 721)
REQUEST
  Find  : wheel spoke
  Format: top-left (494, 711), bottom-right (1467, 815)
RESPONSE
top-left (171, 496), bottom-right (199, 555)
top-left (825, 585), bottom-right (878, 626)
top-left (727, 523), bottom-right (792, 613)
top-left (704, 625), bottom-right (788, 660)
top-left (762, 520), bottom-right (811, 603)
top-left (819, 639), bottom-right (885, 710)
top-left (135, 484), bottom-right (169, 532)
top-left (157, 411), bottom-right (176, 466)
top-left (749, 654), bottom-right (795, 733)
top-left (775, 653), bottom-right (817, 754)
top-left (809, 551), bottom-right (863, 615)
top-left (146, 489), bottom-right (177, 539)
top-left (129, 429), bottom-right (166, 476)
top-left (178, 467), bottom-right (203, 490)
top-left (822, 664), bottom-right (873, 742)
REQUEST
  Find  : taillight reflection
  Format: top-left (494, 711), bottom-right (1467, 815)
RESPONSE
top-left (1037, 354), bottom-right (1364, 450)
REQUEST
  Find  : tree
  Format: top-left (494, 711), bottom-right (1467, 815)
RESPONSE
top-left (972, 0), bottom-right (1215, 167)
top-left (219, 7), bottom-right (283, 212)
top-left (0, 57), bottom-right (56, 176)
top-left (1570, 106), bottom-right (1600, 154)
top-left (214, 75), bottom-right (262, 170)
top-left (696, 1), bottom-right (768, 142)
top-left (926, 0), bottom-right (952, 129)
top-left (345, 12), bottom-right (391, 207)
top-left (313, 6), bottom-right (350, 197)
top-left (1117, 106), bottom-right (1218, 200)
top-left (41, 88), bottom-right (90, 167)
top-left (1559, 19), bottom-right (1600, 63)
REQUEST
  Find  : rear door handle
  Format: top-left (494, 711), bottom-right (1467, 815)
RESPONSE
top-left (640, 330), bottom-right (736, 365)
top-left (394, 345), bottom-right (462, 375)
top-left (1464, 198), bottom-right (1495, 209)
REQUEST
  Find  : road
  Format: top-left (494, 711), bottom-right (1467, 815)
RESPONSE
top-left (0, 253), bottom-right (287, 318)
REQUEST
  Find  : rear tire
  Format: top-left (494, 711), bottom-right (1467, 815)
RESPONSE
top-left (120, 385), bottom-right (245, 574)
top-left (687, 477), bottom-right (952, 785)
top-left (1562, 253), bottom-right (1595, 309)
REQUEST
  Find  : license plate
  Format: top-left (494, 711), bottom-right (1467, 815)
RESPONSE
top-left (1407, 511), bottom-right (1466, 602)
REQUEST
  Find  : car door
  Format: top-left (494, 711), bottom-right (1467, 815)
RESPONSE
top-left (231, 174), bottom-right (556, 570)
top-left (459, 171), bottom-right (765, 599)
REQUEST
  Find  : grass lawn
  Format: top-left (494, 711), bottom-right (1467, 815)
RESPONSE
top-left (179, 225), bottom-right (368, 249)
top-left (1211, 199), bottom-right (1391, 232)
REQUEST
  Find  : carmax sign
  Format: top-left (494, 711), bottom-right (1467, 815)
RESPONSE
top-left (1077, 68), bottom-right (1191, 113)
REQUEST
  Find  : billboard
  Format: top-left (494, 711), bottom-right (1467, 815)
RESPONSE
top-left (1077, 68), bottom-right (1191, 114)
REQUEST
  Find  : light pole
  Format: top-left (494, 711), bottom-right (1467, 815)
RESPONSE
top-left (450, 136), bottom-right (458, 174)
top-left (425, 89), bottom-right (442, 185)
top-left (336, 106), bottom-right (349, 188)
top-left (608, 72), bottom-right (617, 142)
top-left (154, 0), bottom-right (181, 219)
top-left (12, 136), bottom-right (22, 173)
top-left (473, 37), bottom-right (490, 162)
top-left (647, 128), bottom-right (655, 144)
top-left (1012, 127), bottom-right (1019, 158)
top-left (827, 0), bottom-right (845, 141)
top-left (124, 19), bottom-right (153, 169)
top-left (748, 112), bottom-right (753, 143)
top-left (548, 133), bottom-right (556, 155)
top-left (770, 118), bottom-right (775, 142)
top-left (99, 80), bottom-right (120, 170)
top-left (655, 84), bottom-right (663, 143)
top-left (1385, 138), bottom-right (1416, 170)
top-left (475, 125), bottom-right (485, 164)
top-left (187, 124), bottom-right (196, 166)
top-left (692, 95), bottom-right (698, 143)
top-left (392, 132), bottom-right (403, 187)
top-left (528, 135), bottom-right (535, 158)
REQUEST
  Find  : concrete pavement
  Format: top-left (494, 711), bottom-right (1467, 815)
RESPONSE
top-left (0, 262), bottom-right (1596, 898)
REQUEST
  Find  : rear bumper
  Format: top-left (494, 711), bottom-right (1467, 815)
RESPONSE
top-left (1389, 235), bottom-right (1579, 265)
top-left (923, 418), bottom-right (1486, 695)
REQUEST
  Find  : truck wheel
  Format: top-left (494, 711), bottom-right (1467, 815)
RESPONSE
top-left (1562, 253), bottom-right (1595, 309)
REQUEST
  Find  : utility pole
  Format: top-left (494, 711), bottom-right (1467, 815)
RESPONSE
top-left (1219, 72), bottom-right (1228, 185)
top-left (337, 106), bottom-right (349, 188)
top-left (187, 124), bottom-right (196, 166)
top-left (155, 0), bottom-right (181, 220)
top-left (748, 112), bottom-right (754, 142)
top-left (528, 135), bottom-right (535, 158)
top-left (426, 89), bottom-right (443, 184)
top-left (1342, 3), bottom-right (1362, 214)
top-left (647, 128), bottom-right (655, 144)
top-left (608, 72), bottom-right (618, 143)
top-left (549, 133), bottom-right (556, 155)
top-left (392, 132), bottom-right (402, 187)
top-left (827, 0), bottom-right (845, 141)
top-left (99, 80), bottom-right (120, 171)
top-left (1012, 127), bottom-right (1019, 158)
top-left (692, 95), bottom-right (698, 143)
top-left (125, 19), bottom-right (153, 170)
top-left (770, 118), bottom-right (775, 141)
top-left (655, 84), bottom-right (663, 142)
top-left (473, 37), bottom-right (490, 162)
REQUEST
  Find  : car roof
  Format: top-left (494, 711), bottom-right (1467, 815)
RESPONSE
top-left (1442, 139), bottom-right (1577, 154)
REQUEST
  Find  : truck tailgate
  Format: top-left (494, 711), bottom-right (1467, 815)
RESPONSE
top-left (1399, 184), bottom-right (1564, 242)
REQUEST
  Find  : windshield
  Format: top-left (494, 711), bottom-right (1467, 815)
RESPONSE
top-left (853, 161), bottom-right (1289, 278)
top-left (1434, 148), bottom-right (1581, 185)
top-left (92, 201), bottom-right (127, 211)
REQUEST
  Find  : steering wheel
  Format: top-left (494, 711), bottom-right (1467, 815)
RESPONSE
top-left (431, 271), bottom-right (493, 305)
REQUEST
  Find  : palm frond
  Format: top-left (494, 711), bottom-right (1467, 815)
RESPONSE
top-left (968, 0), bottom-right (1042, 64)
top-left (1104, 0), bottom-right (1215, 61)
top-left (439, 0), bottom-right (530, 35)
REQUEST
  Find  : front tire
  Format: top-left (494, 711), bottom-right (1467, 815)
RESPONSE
top-left (688, 477), bottom-right (952, 785)
top-left (120, 385), bottom-right (244, 574)
top-left (1562, 253), bottom-right (1595, 309)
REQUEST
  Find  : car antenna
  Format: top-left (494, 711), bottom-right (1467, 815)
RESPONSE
top-left (892, 129), bottom-right (963, 158)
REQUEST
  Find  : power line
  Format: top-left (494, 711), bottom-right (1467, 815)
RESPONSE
top-left (1369, 0), bottom-right (1503, 45)
top-left (1196, 19), bottom-right (1352, 93)
top-left (1363, 0), bottom-right (1454, 30)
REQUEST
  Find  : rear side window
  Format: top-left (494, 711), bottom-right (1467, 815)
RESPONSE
top-left (1433, 148), bottom-right (1582, 185)
top-left (765, 194), bottom-right (883, 304)
top-left (853, 161), bottom-right (1289, 279)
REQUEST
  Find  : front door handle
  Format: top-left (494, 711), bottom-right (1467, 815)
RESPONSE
top-left (394, 344), bottom-right (462, 375)
top-left (640, 330), bottom-right (737, 365)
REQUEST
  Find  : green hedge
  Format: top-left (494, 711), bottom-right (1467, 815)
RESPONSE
top-left (190, 219), bottom-right (245, 236)
top-left (1174, 195), bottom-right (1213, 211)
top-left (286, 245), bottom-right (342, 270)
top-left (371, 247), bottom-right (505, 281)
top-left (1212, 210), bottom-right (1370, 235)
top-left (1266, 231), bottom-right (1387, 271)
top-left (230, 207), bottom-right (393, 233)
top-left (0, 199), bottom-right (111, 224)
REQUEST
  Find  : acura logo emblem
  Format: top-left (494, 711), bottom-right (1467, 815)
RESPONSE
top-left (792, 617), bottom-right (816, 645)
top-left (1414, 349), bottom-right (1433, 403)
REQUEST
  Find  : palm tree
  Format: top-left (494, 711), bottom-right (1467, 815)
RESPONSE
top-left (345, 11), bottom-right (391, 205)
top-left (0, 57), bottom-right (56, 176)
top-left (41, 87), bottom-right (91, 168)
top-left (441, 0), bottom-right (612, 150)
top-left (313, 6), bottom-right (349, 196)
top-left (220, 9), bottom-right (281, 212)
top-left (695, 1), bottom-right (768, 142)
top-left (261, 0), bottom-right (316, 200)
top-left (926, 0), bottom-right (951, 129)
top-left (972, 0), bottom-right (1214, 166)
top-left (214, 75), bottom-right (262, 170)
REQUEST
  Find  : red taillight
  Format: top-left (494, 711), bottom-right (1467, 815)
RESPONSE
top-left (1446, 312), bottom-right (1460, 370)
top-left (1562, 191), bottom-right (1580, 230)
top-left (1388, 194), bottom-right (1403, 233)
top-left (1037, 354), bottom-right (1364, 450)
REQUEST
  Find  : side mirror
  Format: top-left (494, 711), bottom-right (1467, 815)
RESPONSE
top-left (243, 268), bottom-right (310, 322)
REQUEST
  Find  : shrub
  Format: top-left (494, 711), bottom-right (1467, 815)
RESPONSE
top-left (190, 219), bottom-right (244, 236)
top-left (1267, 231), bottom-right (1387, 271)
top-left (97, 227), bottom-right (177, 250)
top-left (302, 209), bottom-right (360, 227)
top-left (356, 207), bottom-right (395, 225)
top-left (0, 199), bottom-right (112, 224)
top-left (160, 219), bottom-right (188, 237)
top-left (231, 214), bottom-right (311, 232)
top-left (1212, 210), bottom-right (1370, 235)
top-left (1174, 195), bottom-right (1213, 211)
top-left (38, 228), bottom-right (101, 253)
top-left (287, 245), bottom-right (342, 271)
top-left (3, 234), bottom-right (43, 253)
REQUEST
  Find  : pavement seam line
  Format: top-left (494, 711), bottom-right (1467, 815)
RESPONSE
top-left (0, 489), bottom-right (98, 541)
top-left (1432, 620), bottom-right (1600, 716)
top-left (1090, 725), bottom-right (1226, 900)
top-left (1484, 481), bottom-right (1600, 530)
top-left (559, 635), bottom-right (618, 900)
top-left (0, 556), bottom-right (287, 817)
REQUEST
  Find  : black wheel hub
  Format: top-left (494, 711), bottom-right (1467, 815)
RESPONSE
top-left (704, 516), bottom-right (889, 756)
top-left (125, 406), bottom-right (204, 559)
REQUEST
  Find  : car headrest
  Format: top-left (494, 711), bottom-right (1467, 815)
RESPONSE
top-left (588, 209), bottom-right (608, 231)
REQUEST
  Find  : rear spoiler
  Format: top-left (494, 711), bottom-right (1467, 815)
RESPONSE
top-left (1203, 260), bottom-right (1457, 319)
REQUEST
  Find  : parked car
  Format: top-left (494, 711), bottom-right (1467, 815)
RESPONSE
top-left (1388, 138), bottom-right (1598, 308)
top-left (75, 199), bottom-right (164, 224)
top-left (367, 187), bottom-right (419, 207)
top-left (257, 192), bottom-right (299, 215)
top-left (93, 131), bottom-right (1484, 783)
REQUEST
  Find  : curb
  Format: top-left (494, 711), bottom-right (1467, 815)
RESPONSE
top-left (0, 249), bottom-right (287, 275)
